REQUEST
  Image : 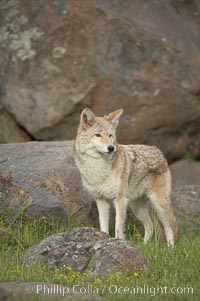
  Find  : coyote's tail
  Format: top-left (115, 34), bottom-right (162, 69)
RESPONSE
top-left (151, 207), bottom-right (177, 244)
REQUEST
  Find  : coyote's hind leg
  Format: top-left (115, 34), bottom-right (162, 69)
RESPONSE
top-left (130, 198), bottom-right (153, 244)
top-left (149, 172), bottom-right (177, 246)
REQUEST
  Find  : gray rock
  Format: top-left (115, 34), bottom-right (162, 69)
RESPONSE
top-left (24, 227), bottom-right (149, 278)
top-left (0, 141), bottom-right (98, 227)
top-left (1, 1), bottom-right (200, 161)
top-left (87, 238), bottom-right (148, 278)
top-left (0, 287), bottom-right (13, 301)
top-left (172, 185), bottom-right (200, 229)
top-left (24, 232), bottom-right (66, 266)
top-left (0, 169), bottom-right (67, 224)
top-left (15, 181), bottom-right (67, 222)
top-left (170, 160), bottom-right (200, 189)
top-left (0, 110), bottom-right (31, 144)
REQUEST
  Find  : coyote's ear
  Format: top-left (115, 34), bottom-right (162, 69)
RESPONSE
top-left (80, 108), bottom-right (96, 128)
top-left (107, 109), bottom-right (123, 127)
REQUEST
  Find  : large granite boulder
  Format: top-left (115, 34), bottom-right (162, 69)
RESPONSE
top-left (0, 141), bottom-right (98, 227)
top-left (0, 0), bottom-right (200, 161)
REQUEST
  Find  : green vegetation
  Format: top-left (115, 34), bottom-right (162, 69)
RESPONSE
top-left (0, 212), bottom-right (199, 301)
top-left (182, 153), bottom-right (200, 162)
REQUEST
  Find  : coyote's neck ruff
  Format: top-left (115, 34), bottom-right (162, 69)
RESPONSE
top-left (75, 108), bottom-right (177, 246)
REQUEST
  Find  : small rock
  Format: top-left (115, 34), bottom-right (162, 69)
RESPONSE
top-left (0, 169), bottom-right (11, 181)
top-left (0, 227), bottom-right (10, 238)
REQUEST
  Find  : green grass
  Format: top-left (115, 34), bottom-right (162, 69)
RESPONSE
top-left (0, 212), bottom-right (199, 301)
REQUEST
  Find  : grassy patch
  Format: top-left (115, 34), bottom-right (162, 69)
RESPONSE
top-left (0, 213), bottom-right (199, 300)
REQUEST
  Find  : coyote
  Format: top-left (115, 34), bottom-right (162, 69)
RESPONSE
top-left (75, 108), bottom-right (177, 246)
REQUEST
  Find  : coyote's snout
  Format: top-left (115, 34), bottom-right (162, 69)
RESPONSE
top-left (93, 131), bottom-right (116, 154)
top-left (75, 108), bottom-right (177, 246)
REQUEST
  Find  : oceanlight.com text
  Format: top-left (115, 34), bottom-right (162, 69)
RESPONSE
top-left (107, 284), bottom-right (193, 296)
top-left (36, 284), bottom-right (194, 297)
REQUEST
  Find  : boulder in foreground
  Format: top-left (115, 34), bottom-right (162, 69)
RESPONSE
top-left (24, 227), bottom-right (149, 278)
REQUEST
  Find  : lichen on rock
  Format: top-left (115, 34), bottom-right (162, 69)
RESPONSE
top-left (0, 0), bottom-right (19, 10)
top-left (0, 6), bottom-right (44, 61)
top-left (24, 227), bottom-right (149, 278)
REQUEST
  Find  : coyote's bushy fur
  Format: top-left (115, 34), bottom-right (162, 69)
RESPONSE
top-left (75, 108), bottom-right (177, 246)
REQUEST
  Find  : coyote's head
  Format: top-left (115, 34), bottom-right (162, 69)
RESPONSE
top-left (77, 108), bottom-right (123, 155)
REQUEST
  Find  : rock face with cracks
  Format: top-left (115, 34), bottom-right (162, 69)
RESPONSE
top-left (0, 0), bottom-right (200, 161)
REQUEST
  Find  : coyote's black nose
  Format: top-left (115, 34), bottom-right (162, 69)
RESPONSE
top-left (108, 145), bottom-right (114, 153)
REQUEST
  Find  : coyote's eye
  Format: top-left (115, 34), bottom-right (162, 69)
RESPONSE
top-left (109, 134), bottom-right (112, 137)
top-left (95, 134), bottom-right (101, 137)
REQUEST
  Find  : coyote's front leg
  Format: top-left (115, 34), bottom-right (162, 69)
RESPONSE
top-left (96, 199), bottom-right (111, 234)
top-left (114, 197), bottom-right (128, 239)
